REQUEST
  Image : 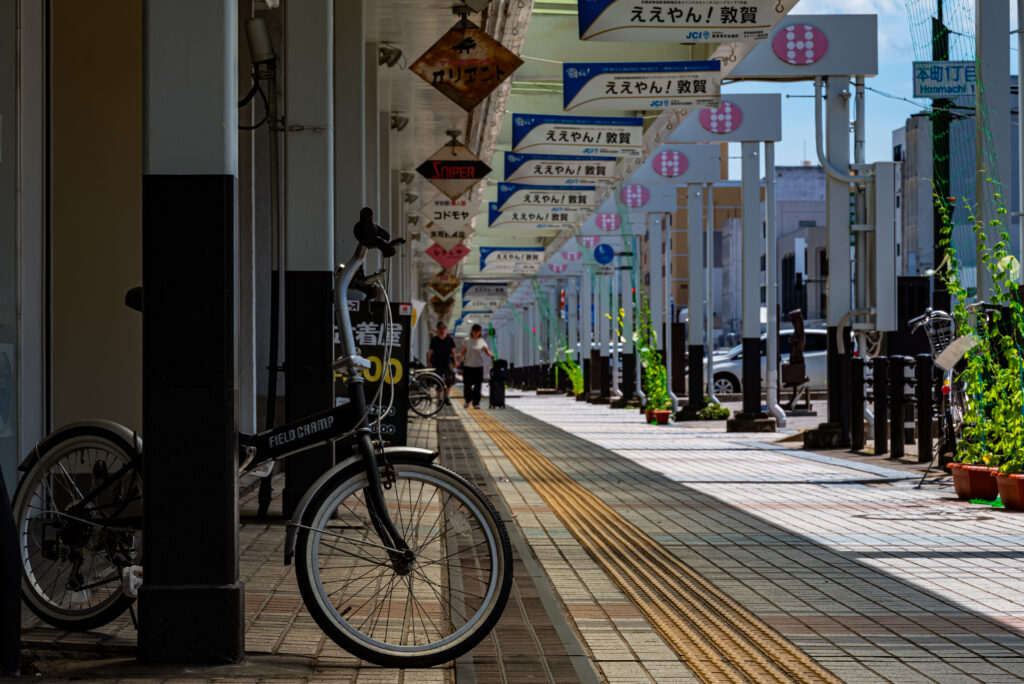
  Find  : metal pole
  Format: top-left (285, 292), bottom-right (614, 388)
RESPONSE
top-left (740, 141), bottom-right (761, 416)
top-left (1019, 0), bottom-right (1024, 284)
top-left (687, 184), bottom-right (705, 409)
top-left (664, 216), bottom-right (679, 411)
top-left (765, 143), bottom-right (786, 426)
top-left (611, 261), bottom-right (622, 398)
top-left (706, 184), bottom-right (719, 405)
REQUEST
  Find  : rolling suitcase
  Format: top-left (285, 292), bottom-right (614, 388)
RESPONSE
top-left (489, 359), bottom-right (508, 408)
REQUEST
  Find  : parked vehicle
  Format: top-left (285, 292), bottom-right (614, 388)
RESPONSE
top-left (707, 329), bottom-right (829, 395)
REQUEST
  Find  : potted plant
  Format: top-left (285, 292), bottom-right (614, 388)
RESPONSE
top-left (934, 192), bottom-right (1024, 501)
top-left (634, 294), bottom-right (672, 424)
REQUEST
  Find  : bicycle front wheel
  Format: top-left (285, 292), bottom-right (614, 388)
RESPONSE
top-left (295, 459), bottom-right (512, 667)
top-left (408, 373), bottom-right (446, 418)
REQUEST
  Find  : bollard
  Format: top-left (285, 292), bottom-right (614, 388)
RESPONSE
top-left (872, 356), bottom-right (889, 456)
top-left (915, 353), bottom-right (934, 463)
top-left (1, 467), bottom-right (21, 676)
top-left (889, 356), bottom-right (906, 460)
top-left (902, 359), bottom-right (916, 446)
top-left (850, 356), bottom-right (865, 451)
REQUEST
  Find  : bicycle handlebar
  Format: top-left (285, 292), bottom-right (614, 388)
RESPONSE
top-left (353, 207), bottom-right (405, 258)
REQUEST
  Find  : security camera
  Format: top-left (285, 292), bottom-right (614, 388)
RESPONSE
top-left (244, 18), bottom-right (275, 65)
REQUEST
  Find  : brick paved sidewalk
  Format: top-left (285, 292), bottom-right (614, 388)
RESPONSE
top-left (469, 393), bottom-right (1024, 683)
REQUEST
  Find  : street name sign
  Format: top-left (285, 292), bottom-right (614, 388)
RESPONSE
top-left (563, 60), bottom-right (720, 112)
top-left (410, 19), bottom-right (523, 112)
top-left (512, 113), bottom-right (643, 157)
top-left (913, 61), bottom-right (976, 99)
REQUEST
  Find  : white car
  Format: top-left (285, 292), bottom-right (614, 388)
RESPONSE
top-left (706, 329), bottom-right (829, 395)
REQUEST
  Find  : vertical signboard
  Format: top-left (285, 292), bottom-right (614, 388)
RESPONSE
top-left (336, 301), bottom-right (412, 445)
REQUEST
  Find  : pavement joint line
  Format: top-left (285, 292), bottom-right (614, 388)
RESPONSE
top-left (467, 407), bottom-right (844, 684)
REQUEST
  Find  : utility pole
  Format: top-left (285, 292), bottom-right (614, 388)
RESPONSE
top-left (931, 0), bottom-right (951, 309)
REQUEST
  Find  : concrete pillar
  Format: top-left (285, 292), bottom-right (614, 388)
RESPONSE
top-left (687, 184), bottom-right (705, 408)
top-left (647, 216), bottom-right (664, 349)
top-left (664, 216), bottom-right (678, 411)
top-left (581, 265), bottom-right (593, 361)
top-left (364, 41), bottom-right (380, 272)
top-left (621, 252), bottom-right (634, 354)
top-left (282, 0), bottom-right (335, 517)
top-left (567, 277), bottom-right (579, 367)
top-left (740, 141), bottom-right (762, 416)
top-left (334, 0), bottom-right (365, 266)
top-left (140, 0), bottom-right (243, 662)
top-left (976, 0), bottom-right (1011, 299)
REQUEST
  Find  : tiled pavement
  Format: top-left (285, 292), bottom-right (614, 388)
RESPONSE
top-left (15, 391), bottom-right (1024, 683)
top-left (469, 393), bottom-right (1024, 683)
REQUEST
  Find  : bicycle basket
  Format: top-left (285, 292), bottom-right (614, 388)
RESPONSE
top-left (923, 316), bottom-right (956, 357)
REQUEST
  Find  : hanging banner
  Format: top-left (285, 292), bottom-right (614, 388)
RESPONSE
top-left (463, 297), bottom-right (506, 311)
top-left (425, 242), bottom-right (471, 271)
top-left (463, 282), bottom-right (509, 300)
top-left (563, 60), bottom-right (720, 112)
top-left (578, 0), bottom-right (782, 43)
top-left (504, 152), bottom-right (617, 185)
top-left (336, 301), bottom-right (412, 445)
top-left (479, 246), bottom-right (545, 274)
top-left (426, 226), bottom-right (472, 252)
top-left (427, 270), bottom-right (461, 299)
top-left (416, 138), bottom-right (491, 201)
top-left (512, 113), bottom-right (643, 157)
top-left (488, 202), bottom-right (578, 230)
top-left (497, 182), bottom-right (597, 213)
top-left (410, 18), bottom-right (523, 112)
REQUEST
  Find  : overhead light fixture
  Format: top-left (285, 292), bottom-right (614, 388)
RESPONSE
top-left (379, 45), bottom-right (403, 68)
top-left (390, 114), bottom-right (410, 131)
top-left (404, 192), bottom-right (418, 204)
top-left (400, 171), bottom-right (415, 184)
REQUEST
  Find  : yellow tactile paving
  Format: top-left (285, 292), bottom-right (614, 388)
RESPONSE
top-left (467, 408), bottom-right (842, 684)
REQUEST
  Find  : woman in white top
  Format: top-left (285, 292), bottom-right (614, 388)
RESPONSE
top-left (458, 324), bottom-right (494, 408)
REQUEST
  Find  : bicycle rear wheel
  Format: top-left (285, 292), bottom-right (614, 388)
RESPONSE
top-left (295, 459), bottom-right (512, 667)
top-left (408, 373), bottom-right (446, 418)
top-left (12, 423), bottom-right (142, 630)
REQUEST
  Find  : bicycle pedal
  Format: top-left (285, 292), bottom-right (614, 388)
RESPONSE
top-left (122, 565), bottom-right (143, 598)
top-left (249, 461), bottom-right (274, 478)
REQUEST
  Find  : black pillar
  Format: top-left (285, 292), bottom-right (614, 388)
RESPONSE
top-left (621, 353), bottom-right (636, 399)
top-left (850, 356), bottom-right (865, 452)
top-left (741, 337), bottom-right (761, 414)
top-left (872, 356), bottom-right (889, 456)
top-left (140, 175), bottom-right (244, 663)
top-left (915, 353), bottom-right (933, 463)
top-left (687, 345), bottom-right (704, 408)
top-left (889, 356), bottom-right (907, 460)
top-left (282, 272), bottom-right (335, 518)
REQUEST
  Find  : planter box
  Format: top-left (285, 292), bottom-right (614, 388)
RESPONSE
top-left (948, 463), bottom-right (1000, 501)
top-left (996, 473), bottom-right (1024, 511)
top-left (652, 410), bottom-right (671, 425)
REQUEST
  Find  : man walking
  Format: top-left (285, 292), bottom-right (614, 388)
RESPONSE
top-left (458, 323), bottom-right (494, 409)
top-left (427, 321), bottom-right (457, 404)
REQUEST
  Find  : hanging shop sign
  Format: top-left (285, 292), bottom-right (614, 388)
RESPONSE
top-left (426, 226), bottom-right (471, 252)
top-left (504, 152), bottom-right (617, 186)
top-left (488, 202), bottom-right (578, 230)
top-left (625, 142), bottom-right (722, 187)
top-left (463, 297), bottom-right (505, 312)
top-left (729, 15), bottom-right (877, 79)
top-left (562, 60), bottom-right (720, 113)
top-left (913, 61), bottom-right (976, 99)
top-left (336, 301), bottom-right (412, 445)
top-left (421, 196), bottom-right (473, 232)
top-left (416, 137), bottom-right (491, 201)
top-left (578, 0), bottom-right (783, 43)
top-left (667, 94), bottom-right (781, 143)
top-left (427, 270), bottom-right (461, 299)
top-left (512, 113), bottom-right (643, 157)
top-left (425, 242), bottom-right (471, 271)
top-left (479, 246), bottom-right (545, 274)
top-left (429, 295), bottom-right (455, 318)
top-left (497, 182), bottom-right (597, 213)
top-left (410, 18), bottom-right (523, 112)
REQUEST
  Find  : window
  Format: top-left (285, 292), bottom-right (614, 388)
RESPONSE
top-left (893, 144), bottom-right (903, 162)
top-left (798, 219), bottom-right (816, 228)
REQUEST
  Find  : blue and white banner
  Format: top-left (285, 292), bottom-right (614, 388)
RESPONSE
top-left (504, 152), bottom-right (617, 185)
top-left (497, 182), bottom-right (597, 213)
top-left (463, 282), bottom-right (509, 300)
top-left (578, 1), bottom-right (780, 43)
top-left (563, 60), bottom-right (720, 112)
top-left (511, 113), bottom-right (643, 157)
top-left (488, 202), bottom-right (578, 230)
top-left (479, 246), bottom-right (546, 274)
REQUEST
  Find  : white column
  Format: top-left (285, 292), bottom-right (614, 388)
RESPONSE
top-left (581, 264), bottom-right (593, 360)
top-left (826, 76), bottom-right (852, 326)
top-left (765, 143), bottom-right (785, 425)
top-left (647, 216), bottom-right (664, 349)
top-left (597, 274), bottom-right (609, 356)
top-left (664, 214), bottom-right (678, 411)
top-left (334, 0), bottom-right (365, 265)
top-left (621, 253), bottom-right (634, 355)
top-left (567, 277), bottom-right (579, 365)
top-left (706, 184), bottom-right (719, 403)
top-left (976, 0), bottom-right (1011, 299)
top-left (687, 185), bottom-right (704, 347)
top-left (611, 260), bottom-right (621, 397)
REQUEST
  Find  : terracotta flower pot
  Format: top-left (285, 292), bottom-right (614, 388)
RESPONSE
top-left (645, 409), bottom-right (655, 422)
top-left (996, 473), bottom-right (1024, 511)
top-left (947, 463), bottom-right (1000, 501)
top-left (653, 410), bottom-right (672, 425)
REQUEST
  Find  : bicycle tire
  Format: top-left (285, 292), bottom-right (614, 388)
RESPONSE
top-left (12, 423), bottom-right (142, 631)
top-left (294, 459), bottom-right (512, 667)
top-left (408, 373), bottom-right (446, 418)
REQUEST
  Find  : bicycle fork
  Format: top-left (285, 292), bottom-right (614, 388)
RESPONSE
top-left (357, 433), bottom-right (416, 574)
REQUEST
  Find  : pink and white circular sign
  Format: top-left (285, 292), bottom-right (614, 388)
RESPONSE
top-left (619, 184), bottom-right (649, 208)
top-left (699, 102), bottom-right (743, 134)
top-left (595, 213), bottom-right (621, 231)
top-left (562, 250), bottom-right (582, 261)
top-left (651, 150), bottom-right (689, 177)
top-left (772, 24), bottom-right (828, 66)
top-left (577, 236), bottom-right (601, 248)
top-left (548, 263), bottom-right (568, 273)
